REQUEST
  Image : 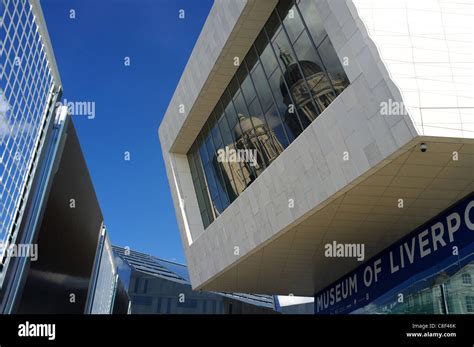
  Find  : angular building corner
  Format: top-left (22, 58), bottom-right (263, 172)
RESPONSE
top-left (159, 0), bottom-right (474, 313)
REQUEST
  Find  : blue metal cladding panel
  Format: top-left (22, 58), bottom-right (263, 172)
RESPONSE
top-left (155, 258), bottom-right (190, 282)
top-left (0, 0), bottom-right (59, 285)
top-left (112, 246), bottom-right (188, 283)
top-left (112, 245), bottom-right (277, 310)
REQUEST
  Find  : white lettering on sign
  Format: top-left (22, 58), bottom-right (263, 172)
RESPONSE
top-left (315, 197), bottom-right (474, 313)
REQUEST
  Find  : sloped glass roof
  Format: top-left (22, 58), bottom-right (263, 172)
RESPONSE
top-left (112, 245), bottom-right (275, 309)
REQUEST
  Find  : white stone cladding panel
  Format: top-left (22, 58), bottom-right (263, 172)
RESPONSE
top-left (182, 0), bottom-right (423, 288)
top-left (159, 0), bottom-right (247, 153)
top-left (351, 0), bottom-right (474, 138)
top-left (160, 0), bottom-right (473, 289)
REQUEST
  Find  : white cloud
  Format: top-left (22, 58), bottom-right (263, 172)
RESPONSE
top-left (0, 92), bottom-right (34, 139)
top-left (11, 121), bottom-right (34, 137)
top-left (0, 115), bottom-right (10, 138)
top-left (0, 93), bottom-right (11, 138)
top-left (277, 295), bottom-right (314, 307)
top-left (0, 93), bottom-right (10, 114)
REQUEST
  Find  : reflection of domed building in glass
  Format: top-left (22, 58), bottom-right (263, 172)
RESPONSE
top-left (214, 113), bottom-right (284, 198)
top-left (278, 47), bottom-right (348, 137)
top-left (234, 113), bottom-right (283, 174)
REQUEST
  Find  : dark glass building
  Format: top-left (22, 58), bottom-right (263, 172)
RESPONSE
top-left (113, 246), bottom-right (278, 314)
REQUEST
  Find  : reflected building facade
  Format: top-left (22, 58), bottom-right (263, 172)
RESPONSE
top-left (351, 260), bottom-right (474, 315)
top-left (278, 47), bottom-right (348, 137)
top-left (187, 0), bottom-right (349, 228)
top-left (213, 113), bottom-right (285, 200)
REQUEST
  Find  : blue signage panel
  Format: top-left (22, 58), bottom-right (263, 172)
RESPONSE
top-left (314, 193), bottom-right (474, 314)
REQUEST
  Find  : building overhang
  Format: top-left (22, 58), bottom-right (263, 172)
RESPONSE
top-left (158, 0), bottom-right (474, 297)
top-left (193, 137), bottom-right (473, 296)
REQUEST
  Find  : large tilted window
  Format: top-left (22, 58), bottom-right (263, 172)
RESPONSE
top-left (188, 0), bottom-right (349, 228)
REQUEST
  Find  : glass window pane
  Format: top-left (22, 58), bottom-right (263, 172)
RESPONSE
top-left (218, 109), bottom-right (234, 146)
top-left (211, 113), bottom-right (224, 150)
top-left (280, 3), bottom-right (305, 44)
top-left (194, 178), bottom-right (206, 213)
top-left (232, 90), bottom-right (248, 116)
top-left (224, 95), bottom-right (239, 130)
top-left (260, 43), bottom-right (279, 78)
top-left (198, 137), bottom-right (209, 165)
top-left (186, 0), bottom-right (350, 229)
top-left (251, 62), bottom-right (273, 111)
top-left (188, 145), bottom-right (198, 179)
top-left (293, 31), bottom-right (337, 114)
top-left (231, 91), bottom-right (266, 178)
top-left (204, 129), bottom-right (229, 211)
top-left (268, 69), bottom-right (303, 139)
top-left (255, 31), bottom-right (268, 55)
top-left (189, 149), bottom-right (209, 217)
top-left (276, 0), bottom-right (293, 15)
top-left (265, 11), bottom-right (281, 42)
top-left (240, 74), bottom-right (256, 106)
top-left (247, 98), bottom-right (261, 119)
top-left (199, 136), bottom-right (220, 211)
top-left (318, 36), bottom-right (349, 95)
top-left (194, 152), bottom-right (211, 214)
top-left (220, 87), bottom-right (232, 107)
top-left (245, 46), bottom-right (259, 71)
top-left (219, 100), bottom-right (250, 194)
top-left (273, 28), bottom-right (320, 130)
top-left (203, 165), bottom-right (222, 216)
top-left (219, 102), bottom-right (250, 194)
top-left (208, 113), bottom-right (232, 208)
top-left (201, 203), bottom-right (211, 228)
top-left (255, 31), bottom-right (279, 77)
top-left (297, 0), bottom-right (327, 47)
top-left (265, 104), bottom-right (291, 147)
top-left (293, 31), bottom-right (324, 76)
top-left (191, 148), bottom-right (214, 224)
top-left (246, 74), bottom-right (288, 154)
top-left (228, 76), bottom-right (240, 99)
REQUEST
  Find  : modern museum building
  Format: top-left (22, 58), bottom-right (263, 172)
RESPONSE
top-left (159, 0), bottom-right (474, 314)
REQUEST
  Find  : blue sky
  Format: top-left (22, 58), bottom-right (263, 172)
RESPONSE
top-left (42, 0), bottom-right (213, 263)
